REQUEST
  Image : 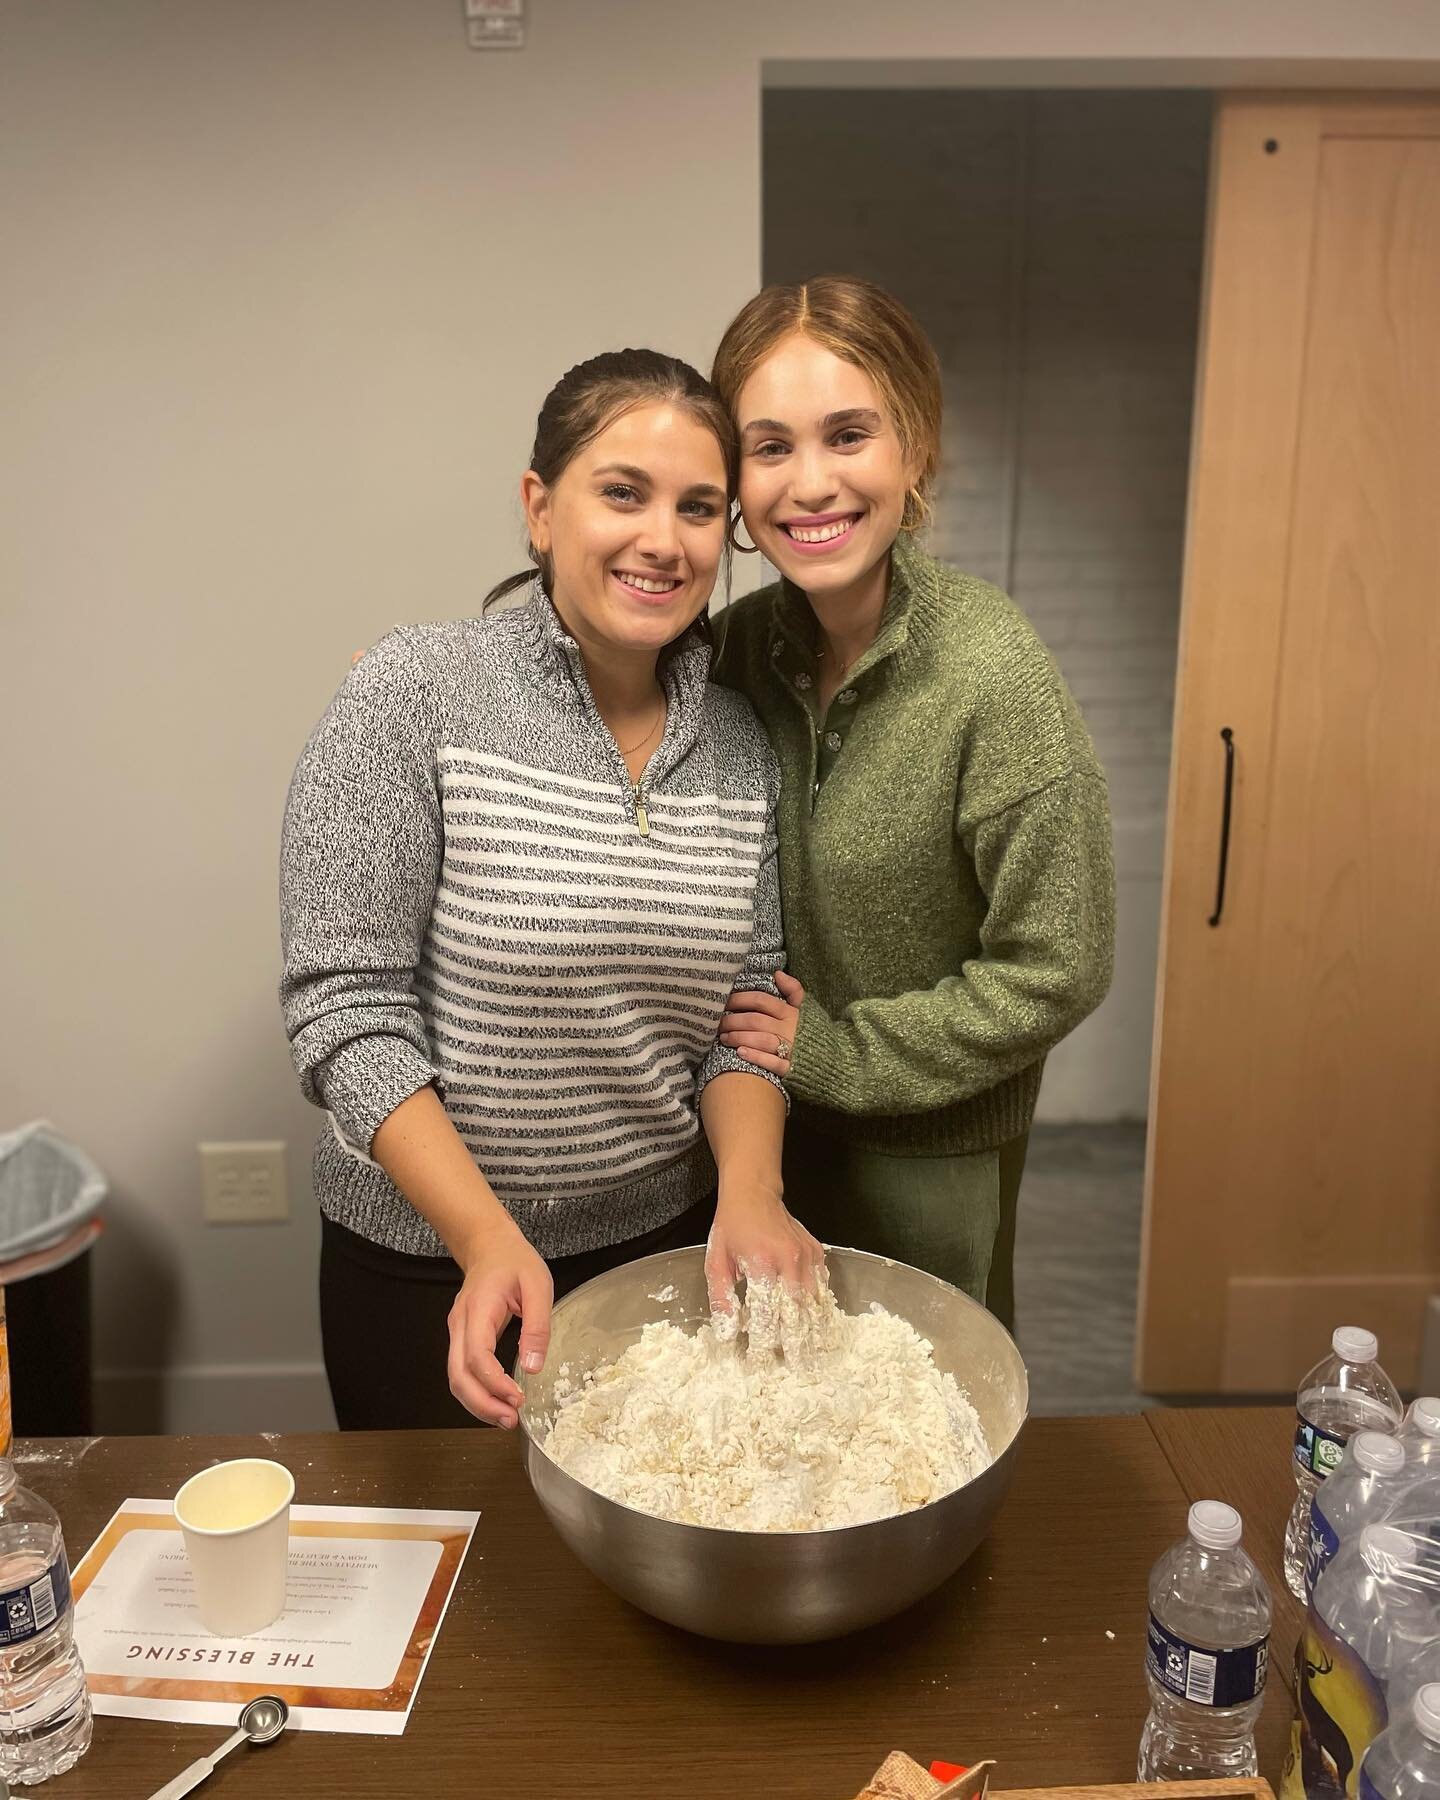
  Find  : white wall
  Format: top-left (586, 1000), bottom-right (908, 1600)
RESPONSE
top-left (765, 89), bottom-right (1209, 1121)
top-left (4, 0), bottom-right (1435, 1429)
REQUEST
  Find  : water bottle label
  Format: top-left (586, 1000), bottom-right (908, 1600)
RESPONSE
top-left (0, 1552), bottom-right (72, 1648)
top-left (1146, 1614), bottom-right (1269, 1707)
top-left (1358, 1772), bottom-right (1386, 1800)
top-left (1281, 1605), bottom-right (1387, 1800)
top-left (1305, 1494), bottom-right (1342, 1597)
top-left (1295, 1411), bottom-right (1348, 1477)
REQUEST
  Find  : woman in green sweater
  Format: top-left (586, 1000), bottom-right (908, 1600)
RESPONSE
top-left (710, 277), bottom-right (1115, 1329)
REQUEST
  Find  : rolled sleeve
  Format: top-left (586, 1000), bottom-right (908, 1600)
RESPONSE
top-left (313, 1036), bottom-right (441, 1161)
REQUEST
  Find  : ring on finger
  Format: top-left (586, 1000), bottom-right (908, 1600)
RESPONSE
top-left (775, 1036), bottom-right (791, 1059)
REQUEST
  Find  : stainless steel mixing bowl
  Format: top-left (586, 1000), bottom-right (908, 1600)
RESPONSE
top-left (517, 1245), bottom-right (1028, 1644)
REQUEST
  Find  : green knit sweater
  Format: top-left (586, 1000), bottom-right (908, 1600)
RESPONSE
top-left (713, 536), bottom-right (1116, 1156)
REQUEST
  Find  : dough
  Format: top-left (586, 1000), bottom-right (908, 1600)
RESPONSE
top-left (543, 1285), bottom-right (990, 1531)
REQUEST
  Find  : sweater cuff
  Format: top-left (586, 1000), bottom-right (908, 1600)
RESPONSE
top-left (696, 1043), bottom-right (790, 1111)
top-left (315, 1035), bottom-right (443, 1160)
top-left (786, 995), bottom-right (856, 1111)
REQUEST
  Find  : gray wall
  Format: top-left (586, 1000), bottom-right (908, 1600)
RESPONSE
top-left (765, 90), bottom-right (1210, 1120)
top-left (3, 1), bottom-right (1430, 1428)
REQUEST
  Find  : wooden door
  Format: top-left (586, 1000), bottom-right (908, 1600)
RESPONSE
top-left (1138, 94), bottom-right (1440, 1394)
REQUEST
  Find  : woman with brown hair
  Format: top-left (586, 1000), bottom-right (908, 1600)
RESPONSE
top-left (710, 278), bottom-right (1115, 1328)
top-left (281, 349), bottom-right (823, 1430)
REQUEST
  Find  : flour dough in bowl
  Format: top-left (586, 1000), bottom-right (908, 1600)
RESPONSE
top-left (542, 1286), bottom-right (991, 1532)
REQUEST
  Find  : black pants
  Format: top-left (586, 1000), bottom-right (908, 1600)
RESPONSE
top-left (318, 1193), bottom-right (717, 1430)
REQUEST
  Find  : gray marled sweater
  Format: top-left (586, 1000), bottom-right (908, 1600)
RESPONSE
top-left (279, 582), bottom-right (786, 1259)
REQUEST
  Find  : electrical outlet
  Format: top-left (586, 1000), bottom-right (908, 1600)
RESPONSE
top-left (200, 1141), bottom-right (288, 1224)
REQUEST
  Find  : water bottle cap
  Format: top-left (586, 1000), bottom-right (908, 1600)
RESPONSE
top-left (1352, 1431), bottom-right (1405, 1475)
top-left (1408, 1397), bottom-right (1440, 1439)
top-left (1333, 1325), bottom-right (1378, 1364)
top-left (1359, 1524), bottom-right (1414, 1572)
top-left (1415, 1685), bottom-right (1440, 1744)
top-left (1189, 1500), bottom-right (1242, 1549)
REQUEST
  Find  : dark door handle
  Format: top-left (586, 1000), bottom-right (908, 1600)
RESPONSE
top-left (1207, 727), bottom-right (1235, 927)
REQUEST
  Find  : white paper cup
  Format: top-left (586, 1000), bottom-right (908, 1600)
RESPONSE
top-left (174, 1458), bottom-right (295, 1637)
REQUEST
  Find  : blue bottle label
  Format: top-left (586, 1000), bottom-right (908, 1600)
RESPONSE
top-left (1295, 1412), bottom-right (1348, 1477)
top-left (1359, 1771), bottom-right (1386, 1800)
top-left (1147, 1614), bottom-right (1269, 1708)
top-left (1306, 1493), bottom-right (1342, 1596)
top-left (0, 1551), bottom-right (72, 1648)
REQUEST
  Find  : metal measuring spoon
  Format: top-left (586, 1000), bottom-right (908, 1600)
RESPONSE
top-left (146, 1694), bottom-right (289, 1800)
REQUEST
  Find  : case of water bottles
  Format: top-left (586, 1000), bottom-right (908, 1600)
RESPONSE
top-left (1132, 1318), bottom-right (1440, 1800)
top-left (1280, 1388), bottom-right (1440, 1800)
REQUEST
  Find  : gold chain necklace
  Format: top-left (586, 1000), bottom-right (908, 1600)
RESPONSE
top-left (616, 699), bottom-right (664, 758)
top-left (818, 641), bottom-right (859, 679)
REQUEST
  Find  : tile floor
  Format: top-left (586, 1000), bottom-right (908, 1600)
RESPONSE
top-left (1013, 1122), bottom-right (1153, 1416)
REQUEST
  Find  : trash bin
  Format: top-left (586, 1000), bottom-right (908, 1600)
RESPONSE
top-left (0, 1122), bottom-right (107, 1437)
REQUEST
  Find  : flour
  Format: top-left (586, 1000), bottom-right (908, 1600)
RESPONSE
top-left (542, 1286), bottom-right (990, 1532)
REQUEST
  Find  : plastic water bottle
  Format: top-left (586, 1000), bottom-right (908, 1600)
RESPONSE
top-left (1306, 1432), bottom-right (1410, 1597)
top-left (1400, 1399), bottom-right (1440, 1469)
top-left (1385, 1408), bottom-right (1440, 1563)
top-left (1317, 1525), bottom-right (1440, 1691)
top-left (1139, 1500), bottom-right (1271, 1780)
top-left (1359, 1684), bottom-right (1440, 1800)
top-left (1393, 1646), bottom-right (1440, 1731)
top-left (1287, 1524), bottom-right (1440, 1800)
top-left (0, 1458), bottom-right (91, 1785)
top-left (0, 1292), bottom-right (11, 1460)
top-left (1285, 1326), bottom-right (1403, 1598)
top-left (1392, 1440), bottom-right (1440, 1552)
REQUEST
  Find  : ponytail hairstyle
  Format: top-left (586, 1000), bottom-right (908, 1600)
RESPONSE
top-left (484, 349), bottom-right (739, 611)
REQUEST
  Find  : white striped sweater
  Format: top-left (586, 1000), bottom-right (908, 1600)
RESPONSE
top-left (279, 583), bottom-right (786, 1259)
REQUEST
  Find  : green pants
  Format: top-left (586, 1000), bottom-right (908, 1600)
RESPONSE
top-left (782, 1118), bottom-right (1029, 1333)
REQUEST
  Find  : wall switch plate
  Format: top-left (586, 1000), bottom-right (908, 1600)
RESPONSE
top-left (466, 17), bottom-right (524, 48)
top-left (200, 1141), bottom-right (288, 1224)
top-left (465, 1), bottom-right (524, 48)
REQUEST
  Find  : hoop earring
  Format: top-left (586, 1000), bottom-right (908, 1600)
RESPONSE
top-left (728, 510), bottom-right (760, 555)
top-left (899, 486), bottom-right (928, 534)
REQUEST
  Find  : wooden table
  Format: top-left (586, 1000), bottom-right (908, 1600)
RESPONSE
top-left (16, 1409), bottom-right (1300, 1799)
top-left (1147, 1408), bottom-right (1307, 1659)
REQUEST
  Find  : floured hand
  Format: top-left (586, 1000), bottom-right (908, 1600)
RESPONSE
top-left (739, 1269), bottom-right (839, 1361)
top-left (703, 1187), bottom-right (830, 1358)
